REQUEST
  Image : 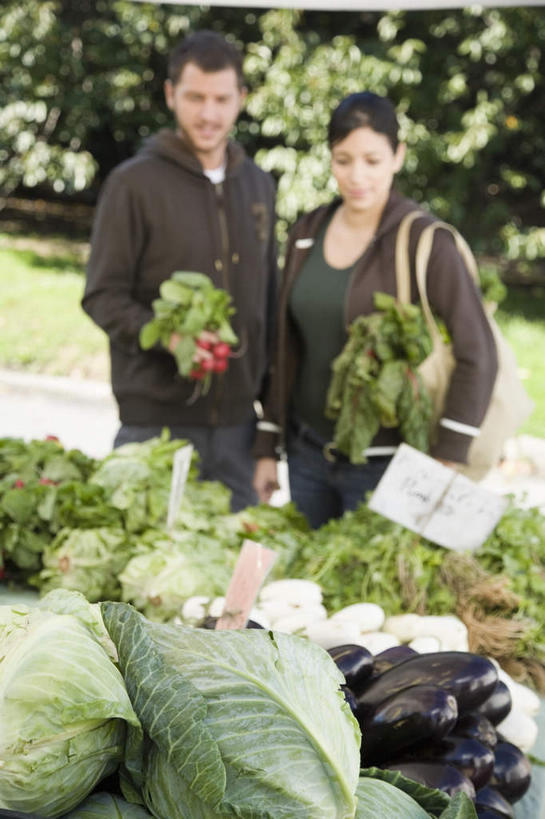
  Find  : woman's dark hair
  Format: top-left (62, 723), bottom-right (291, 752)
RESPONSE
top-left (168, 30), bottom-right (245, 88)
top-left (328, 92), bottom-right (399, 151)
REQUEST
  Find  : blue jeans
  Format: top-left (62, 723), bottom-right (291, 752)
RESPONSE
top-left (287, 426), bottom-right (391, 529)
top-left (114, 419), bottom-right (258, 512)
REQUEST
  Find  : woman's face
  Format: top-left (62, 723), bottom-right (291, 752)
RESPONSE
top-left (330, 126), bottom-right (405, 214)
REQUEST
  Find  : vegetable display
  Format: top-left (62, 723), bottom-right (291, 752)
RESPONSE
top-left (325, 292), bottom-right (433, 463)
top-left (0, 434), bottom-right (544, 815)
top-left (139, 271), bottom-right (239, 393)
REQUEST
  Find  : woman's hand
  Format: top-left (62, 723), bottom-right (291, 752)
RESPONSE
top-left (253, 457), bottom-right (279, 504)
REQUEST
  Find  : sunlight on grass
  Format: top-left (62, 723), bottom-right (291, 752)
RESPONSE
top-left (0, 246), bottom-right (109, 380)
top-left (496, 289), bottom-right (545, 438)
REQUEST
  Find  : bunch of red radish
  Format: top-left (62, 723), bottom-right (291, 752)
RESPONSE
top-left (189, 330), bottom-right (232, 381)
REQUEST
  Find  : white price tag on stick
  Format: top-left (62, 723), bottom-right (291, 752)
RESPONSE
top-left (166, 444), bottom-right (194, 533)
top-left (369, 444), bottom-right (509, 552)
top-left (215, 539), bottom-right (278, 630)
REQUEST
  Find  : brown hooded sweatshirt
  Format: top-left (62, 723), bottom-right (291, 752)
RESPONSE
top-left (254, 189), bottom-right (498, 464)
top-left (83, 129), bottom-right (277, 427)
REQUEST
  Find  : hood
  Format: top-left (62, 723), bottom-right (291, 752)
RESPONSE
top-left (138, 128), bottom-right (246, 178)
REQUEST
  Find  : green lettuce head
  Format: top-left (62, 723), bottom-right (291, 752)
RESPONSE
top-left (0, 590), bottom-right (141, 817)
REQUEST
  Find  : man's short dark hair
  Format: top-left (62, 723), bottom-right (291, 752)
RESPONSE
top-left (168, 30), bottom-right (245, 88)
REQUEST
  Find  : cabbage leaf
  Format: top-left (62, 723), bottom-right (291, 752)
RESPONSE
top-left (62, 792), bottom-right (153, 818)
top-left (0, 592), bottom-right (141, 817)
top-left (102, 602), bottom-right (360, 818)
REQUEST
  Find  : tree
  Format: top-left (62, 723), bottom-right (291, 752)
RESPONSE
top-left (1, 2), bottom-right (544, 265)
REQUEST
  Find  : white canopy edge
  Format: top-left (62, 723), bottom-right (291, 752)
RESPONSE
top-left (129, 0), bottom-right (544, 10)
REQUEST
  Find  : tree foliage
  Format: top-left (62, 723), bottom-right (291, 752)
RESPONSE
top-left (1, 2), bottom-right (544, 263)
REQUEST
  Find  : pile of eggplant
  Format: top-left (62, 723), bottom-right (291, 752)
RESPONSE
top-left (329, 644), bottom-right (533, 818)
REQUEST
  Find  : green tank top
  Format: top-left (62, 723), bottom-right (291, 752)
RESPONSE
top-left (289, 220), bottom-right (354, 440)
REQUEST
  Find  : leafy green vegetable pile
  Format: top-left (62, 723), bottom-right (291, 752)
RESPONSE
top-left (325, 292), bottom-right (433, 463)
top-left (1, 434), bottom-right (545, 689)
top-left (139, 271), bottom-right (239, 391)
top-left (0, 437), bottom-right (98, 573)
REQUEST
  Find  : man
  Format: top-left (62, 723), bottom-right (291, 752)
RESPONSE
top-left (83, 30), bottom-right (277, 511)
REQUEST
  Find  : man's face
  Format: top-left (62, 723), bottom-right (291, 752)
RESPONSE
top-left (164, 62), bottom-right (245, 168)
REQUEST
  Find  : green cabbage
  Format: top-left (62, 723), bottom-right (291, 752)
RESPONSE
top-left (37, 526), bottom-right (133, 602)
top-left (102, 602), bottom-right (361, 818)
top-left (62, 791), bottom-right (153, 817)
top-left (119, 531), bottom-right (236, 621)
top-left (0, 591), bottom-right (141, 817)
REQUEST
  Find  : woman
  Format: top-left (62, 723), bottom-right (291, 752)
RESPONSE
top-left (253, 91), bottom-right (497, 529)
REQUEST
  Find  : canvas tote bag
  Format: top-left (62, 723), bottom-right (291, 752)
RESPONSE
top-left (395, 211), bottom-right (533, 481)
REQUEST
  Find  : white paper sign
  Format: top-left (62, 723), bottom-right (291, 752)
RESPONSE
top-left (368, 444), bottom-right (509, 552)
top-left (167, 444), bottom-right (194, 532)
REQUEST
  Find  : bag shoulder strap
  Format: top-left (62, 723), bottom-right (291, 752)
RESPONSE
top-left (395, 212), bottom-right (480, 344)
top-left (414, 220), bottom-right (480, 344)
top-left (395, 210), bottom-right (425, 304)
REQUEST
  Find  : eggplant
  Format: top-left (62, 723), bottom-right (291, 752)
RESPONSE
top-left (455, 713), bottom-right (497, 749)
top-left (488, 740), bottom-right (532, 803)
top-left (356, 651), bottom-right (498, 718)
top-left (475, 785), bottom-right (515, 818)
top-left (341, 684), bottom-right (358, 715)
top-left (476, 811), bottom-right (510, 819)
top-left (383, 761), bottom-right (476, 800)
top-left (328, 644), bottom-right (374, 691)
top-left (473, 680), bottom-right (512, 725)
top-left (371, 644), bottom-right (418, 676)
top-left (358, 684), bottom-right (458, 766)
top-left (405, 735), bottom-right (494, 789)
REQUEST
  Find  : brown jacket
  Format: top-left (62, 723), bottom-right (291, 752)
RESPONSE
top-left (254, 189), bottom-right (498, 464)
top-left (83, 130), bottom-right (277, 427)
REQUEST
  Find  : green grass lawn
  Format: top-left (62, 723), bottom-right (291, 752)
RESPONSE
top-left (0, 236), bottom-right (109, 380)
top-left (495, 287), bottom-right (545, 437)
top-left (0, 232), bottom-right (543, 436)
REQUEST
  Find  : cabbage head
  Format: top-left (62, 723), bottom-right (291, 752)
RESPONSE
top-left (0, 590), bottom-right (141, 817)
top-left (102, 602), bottom-right (361, 818)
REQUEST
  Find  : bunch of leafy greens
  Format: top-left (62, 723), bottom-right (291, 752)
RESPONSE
top-left (101, 602), bottom-right (361, 818)
top-left (139, 271), bottom-right (238, 376)
top-left (0, 438), bottom-right (99, 575)
top-left (286, 502), bottom-right (456, 616)
top-left (0, 590), bottom-right (141, 817)
top-left (476, 505), bottom-right (545, 660)
top-left (119, 529), bottom-right (237, 621)
top-left (0, 437), bottom-right (96, 486)
top-left (88, 432), bottom-right (201, 533)
top-left (1, 479), bottom-right (59, 571)
top-left (325, 292), bottom-right (433, 463)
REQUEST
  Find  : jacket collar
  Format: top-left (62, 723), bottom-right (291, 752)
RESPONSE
top-left (292, 188), bottom-right (422, 246)
top-left (139, 128), bottom-right (246, 179)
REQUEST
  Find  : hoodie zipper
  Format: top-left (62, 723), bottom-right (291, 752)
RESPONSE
top-left (211, 181), bottom-right (231, 424)
top-left (215, 182), bottom-right (230, 291)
